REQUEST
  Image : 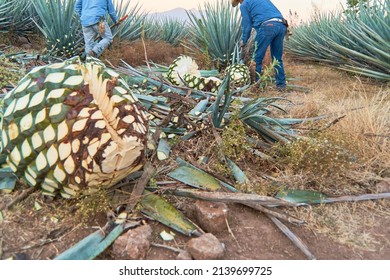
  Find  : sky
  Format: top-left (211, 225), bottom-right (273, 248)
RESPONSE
top-left (129, 0), bottom-right (344, 21)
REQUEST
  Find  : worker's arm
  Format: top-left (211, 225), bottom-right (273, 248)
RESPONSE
top-left (74, 0), bottom-right (82, 17)
top-left (107, 0), bottom-right (118, 24)
top-left (240, 5), bottom-right (252, 45)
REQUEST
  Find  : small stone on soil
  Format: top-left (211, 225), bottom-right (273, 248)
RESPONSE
top-left (176, 250), bottom-right (193, 260)
top-left (187, 233), bottom-right (225, 260)
top-left (194, 200), bottom-right (228, 233)
top-left (112, 224), bottom-right (152, 260)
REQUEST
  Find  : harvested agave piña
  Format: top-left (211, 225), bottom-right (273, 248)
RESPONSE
top-left (0, 57), bottom-right (148, 198)
top-left (225, 64), bottom-right (250, 87)
top-left (167, 55), bottom-right (221, 92)
top-left (166, 55), bottom-right (200, 86)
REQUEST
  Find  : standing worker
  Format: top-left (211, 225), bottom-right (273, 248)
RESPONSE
top-left (75, 0), bottom-right (118, 58)
top-left (232, 0), bottom-right (287, 90)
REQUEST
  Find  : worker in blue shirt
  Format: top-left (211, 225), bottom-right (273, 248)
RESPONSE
top-left (232, 0), bottom-right (287, 90)
top-left (75, 0), bottom-right (118, 57)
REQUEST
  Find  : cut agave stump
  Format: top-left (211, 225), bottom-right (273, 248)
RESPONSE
top-left (0, 57), bottom-right (148, 198)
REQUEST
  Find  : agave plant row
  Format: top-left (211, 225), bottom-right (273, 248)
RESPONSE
top-left (0, 0), bottom-right (242, 68)
top-left (0, 0), bottom-right (36, 33)
top-left (285, 0), bottom-right (390, 81)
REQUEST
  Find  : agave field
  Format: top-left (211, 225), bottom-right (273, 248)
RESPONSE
top-left (0, 0), bottom-right (389, 260)
top-left (285, 0), bottom-right (390, 80)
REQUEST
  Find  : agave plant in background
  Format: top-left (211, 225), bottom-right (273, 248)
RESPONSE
top-left (0, 0), bottom-right (12, 30)
top-left (108, 0), bottom-right (146, 42)
top-left (186, 0), bottom-right (242, 68)
top-left (33, 0), bottom-right (83, 58)
top-left (285, 0), bottom-right (390, 81)
top-left (144, 16), bottom-right (188, 46)
top-left (0, 56), bottom-right (148, 198)
top-left (0, 0), bottom-right (36, 33)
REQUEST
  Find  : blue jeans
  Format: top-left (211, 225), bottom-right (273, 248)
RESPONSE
top-left (254, 21), bottom-right (287, 88)
top-left (82, 21), bottom-right (113, 57)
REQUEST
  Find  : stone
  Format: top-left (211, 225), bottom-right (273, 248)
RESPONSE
top-left (376, 178), bottom-right (390, 193)
top-left (112, 224), bottom-right (152, 260)
top-left (194, 200), bottom-right (228, 233)
top-left (187, 233), bottom-right (225, 260)
top-left (17, 36), bottom-right (30, 45)
top-left (176, 250), bottom-right (193, 260)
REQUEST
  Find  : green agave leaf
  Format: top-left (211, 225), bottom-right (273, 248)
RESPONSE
top-left (188, 98), bottom-right (209, 116)
top-left (0, 167), bottom-right (17, 191)
top-left (168, 166), bottom-right (223, 191)
top-left (275, 189), bottom-right (328, 205)
top-left (172, 157), bottom-right (237, 192)
top-left (157, 138), bottom-right (171, 161)
top-left (55, 223), bottom-right (126, 260)
top-left (140, 190), bottom-right (200, 236)
top-left (226, 158), bottom-right (249, 185)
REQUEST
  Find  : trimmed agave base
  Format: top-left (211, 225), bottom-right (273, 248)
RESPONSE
top-left (1, 57), bottom-right (148, 198)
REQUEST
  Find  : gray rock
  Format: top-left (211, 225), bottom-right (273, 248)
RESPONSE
top-left (112, 224), bottom-right (152, 260)
top-left (194, 200), bottom-right (228, 233)
top-left (187, 233), bottom-right (225, 260)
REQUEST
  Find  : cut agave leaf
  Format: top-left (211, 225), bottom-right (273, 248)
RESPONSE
top-left (141, 190), bottom-right (201, 236)
top-left (172, 157), bottom-right (237, 192)
top-left (226, 158), bottom-right (249, 185)
top-left (157, 138), bottom-right (171, 161)
top-left (275, 189), bottom-right (328, 205)
top-left (0, 168), bottom-right (18, 192)
top-left (55, 223), bottom-right (126, 260)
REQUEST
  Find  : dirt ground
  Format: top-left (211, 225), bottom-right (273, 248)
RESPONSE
top-left (1, 190), bottom-right (389, 260)
top-left (0, 47), bottom-right (389, 260)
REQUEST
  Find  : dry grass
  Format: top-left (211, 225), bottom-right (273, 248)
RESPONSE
top-left (267, 59), bottom-right (390, 249)
top-left (101, 39), bottom-right (186, 67)
top-left (285, 61), bottom-right (390, 176)
top-left (289, 200), bottom-right (390, 250)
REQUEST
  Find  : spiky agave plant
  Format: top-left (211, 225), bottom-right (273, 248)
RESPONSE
top-left (186, 0), bottom-right (242, 68)
top-left (109, 0), bottom-right (146, 42)
top-left (0, 57), bottom-right (148, 198)
top-left (144, 16), bottom-right (188, 46)
top-left (33, 0), bottom-right (83, 58)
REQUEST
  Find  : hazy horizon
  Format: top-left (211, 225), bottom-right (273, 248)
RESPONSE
top-left (130, 0), bottom-right (344, 21)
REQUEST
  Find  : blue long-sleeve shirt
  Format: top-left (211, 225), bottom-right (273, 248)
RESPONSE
top-left (240, 0), bottom-right (283, 44)
top-left (75, 0), bottom-right (118, 27)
